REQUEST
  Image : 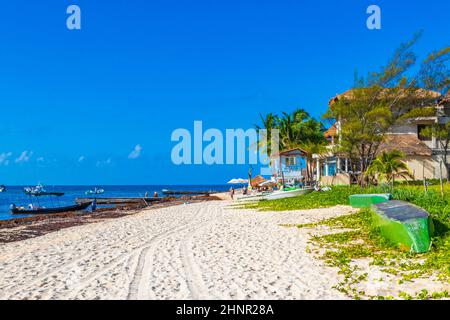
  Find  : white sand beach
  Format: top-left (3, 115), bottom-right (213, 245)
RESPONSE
top-left (0, 201), bottom-right (352, 300)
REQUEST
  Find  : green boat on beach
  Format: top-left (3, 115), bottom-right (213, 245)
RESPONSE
top-left (349, 193), bottom-right (392, 208)
top-left (371, 200), bottom-right (434, 253)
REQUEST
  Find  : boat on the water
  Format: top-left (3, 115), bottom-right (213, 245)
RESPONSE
top-left (263, 188), bottom-right (314, 201)
top-left (85, 187), bottom-right (105, 195)
top-left (24, 191), bottom-right (65, 197)
top-left (10, 201), bottom-right (92, 215)
top-left (0, 185), bottom-right (6, 193)
top-left (24, 184), bottom-right (64, 197)
top-left (13, 184), bottom-right (81, 215)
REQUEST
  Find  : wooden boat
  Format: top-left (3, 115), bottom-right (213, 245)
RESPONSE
top-left (162, 189), bottom-right (215, 196)
top-left (24, 184), bottom-right (64, 197)
top-left (349, 194), bottom-right (392, 208)
top-left (263, 188), bottom-right (314, 201)
top-left (371, 200), bottom-right (434, 253)
top-left (76, 197), bottom-right (163, 205)
top-left (11, 201), bottom-right (92, 215)
top-left (25, 191), bottom-right (65, 197)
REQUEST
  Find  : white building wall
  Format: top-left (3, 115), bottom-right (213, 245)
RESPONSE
top-left (404, 156), bottom-right (449, 180)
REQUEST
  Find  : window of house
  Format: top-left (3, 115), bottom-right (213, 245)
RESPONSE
top-left (418, 125), bottom-right (432, 141)
top-left (285, 157), bottom-right (297, 166)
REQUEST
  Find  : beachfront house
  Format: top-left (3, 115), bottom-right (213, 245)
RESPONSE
top-left (270, 148), bottom-right (308, 185)
top-left (316, 90), bottom-right (450, 186)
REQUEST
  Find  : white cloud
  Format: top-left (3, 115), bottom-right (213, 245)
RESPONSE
top-left (15, 151), bottom-right (33, 164)
top-left (36, 157), bottom-right (45, 163)
top-left (128, 144), bottom-right (143, 159)
top-left (0, 152), bottom-right (12, 166)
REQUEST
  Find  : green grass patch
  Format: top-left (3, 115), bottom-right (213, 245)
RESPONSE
top-left (242, 184), bottom-right (450, 298)
top-left (297, 208), bottom-right (450, 299)
top-left (245, 186), bottom-right (381, 211)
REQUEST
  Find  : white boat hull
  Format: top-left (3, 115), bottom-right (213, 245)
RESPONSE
top-left (263, 188), bottom-right (314, 201)
top-left (235, 193), bottom-right (270, 202)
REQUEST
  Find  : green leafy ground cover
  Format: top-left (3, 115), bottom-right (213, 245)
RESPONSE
top-left (244, 185), bottom-right (450, 299)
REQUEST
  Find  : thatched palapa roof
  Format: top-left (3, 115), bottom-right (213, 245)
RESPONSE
top-left (324, 123), bottom-right (338, 138)
top-left (378, 134), bottom-right (432, 157)
top-left (250, 175), bottom-right (267, 188)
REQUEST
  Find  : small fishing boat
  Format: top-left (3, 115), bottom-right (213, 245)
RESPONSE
top-left (263, 188), bottom-right (314, 201)
top-left (24, 184), bottom-right (65, 197)
top-left (25, 191), bottom-right (65, 197)
top-left (10, 201), bottom-right (92, 215)
top-left (13, 184), bottom-right (80, 215)
top-left (85, 187), bottom-right (105, 195)
top-left (372, 200), bottom-right (434, 253)
top-left (0, 185), bottom-right (6, 193)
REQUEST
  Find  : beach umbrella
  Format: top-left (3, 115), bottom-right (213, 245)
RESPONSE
top-left (227, 178), bottom-right (249, 186)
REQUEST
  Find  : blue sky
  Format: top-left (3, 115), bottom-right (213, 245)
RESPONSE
top-left (0, 0), bottom-right (449, 185)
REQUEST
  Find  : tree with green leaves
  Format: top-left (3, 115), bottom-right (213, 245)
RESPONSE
top-left (256, 108), bottom-right (326, 153)
top-left (366, 150), bottom-right (413, 191)
top-left (323, 33), bottom-right (447, 186)
top-left (256, 109), bottom-right (327, 183)
top-left (417, 46), bottom-right (450, 181)
top-left (255, 113), bottom-right (278, 157)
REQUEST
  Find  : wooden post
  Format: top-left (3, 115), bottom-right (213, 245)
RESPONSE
top-left (439, 160), bottom-right (444, 197)
top-left (423, 161), bottom-right (428, 193)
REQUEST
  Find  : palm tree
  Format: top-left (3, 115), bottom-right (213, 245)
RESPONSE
top-left (366, 150), bottom-right (412, 191)
top-left (255, 113), bottom-right (279, 156)
top-left (278, 108), bottom-right (325, 150)
top-left (255, 110), bottom-right (327, 184)
top-left (279, 112), bottom-right (295, 150)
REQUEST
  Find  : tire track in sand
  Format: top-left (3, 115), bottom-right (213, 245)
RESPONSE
top-left (126, 221), bottom-right (204, 300)
top-left (179, 205), bottom-right (220, 300)
top-left (61, 220), bottom-right (199, 300)
top-left (0, 216), bottom-right (190, 299)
